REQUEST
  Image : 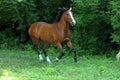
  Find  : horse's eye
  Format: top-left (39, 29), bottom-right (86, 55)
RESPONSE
top-left (66, 14), bottom-right (69, 16)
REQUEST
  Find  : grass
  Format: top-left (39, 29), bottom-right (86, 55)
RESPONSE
top-left (0, 49), bottom-right (120, 80)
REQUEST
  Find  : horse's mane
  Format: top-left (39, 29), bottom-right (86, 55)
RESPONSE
top-left (55, 7), bottom-right (69, 22)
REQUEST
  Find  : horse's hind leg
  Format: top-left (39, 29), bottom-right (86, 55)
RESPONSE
top-left (32, 38), bottom-right (43, 62)
top-left (42, 42), bottom-right (52, 64)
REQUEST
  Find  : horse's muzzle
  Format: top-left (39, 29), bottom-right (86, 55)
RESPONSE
top-left (71, 21), bottom-right (76, 26)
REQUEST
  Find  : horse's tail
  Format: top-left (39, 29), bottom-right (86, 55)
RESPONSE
top-left (18, 25), bottom-right (30, 44)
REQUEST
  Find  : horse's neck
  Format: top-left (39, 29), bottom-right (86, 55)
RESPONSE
top-left (56, 17), bottom-right (69, 31)
top-left (55, 21), bottom-right (70, 38)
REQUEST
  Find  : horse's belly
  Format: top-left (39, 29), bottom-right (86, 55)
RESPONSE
top-left (40, 33), bottom-right (63, 44)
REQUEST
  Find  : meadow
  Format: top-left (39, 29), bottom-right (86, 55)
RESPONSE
top-left (0, 49), bottom-right (120, 80)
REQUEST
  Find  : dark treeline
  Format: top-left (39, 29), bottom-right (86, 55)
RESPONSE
top-left (0, 0), bottom-right (120, 55)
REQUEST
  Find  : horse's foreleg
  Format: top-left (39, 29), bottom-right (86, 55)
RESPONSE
top-left (42, 42), bottom-right (52, 64)
top-left (67, 41), bottom-right (77, 63)
top-left (33, 43), bottom-right (43, 62)
top-left (56, 42), bottom-right (65, 61)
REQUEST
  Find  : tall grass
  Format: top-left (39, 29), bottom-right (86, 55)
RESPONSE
top-left (0, 49), bottom-right (120, 80)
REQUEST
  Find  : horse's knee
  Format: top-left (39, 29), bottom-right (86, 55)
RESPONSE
top-left (33, 44), bottom-right (38, 50)
top-left (72, 48), bottom-right (76, 53)
top-left (67, 41), bottom-right (73, 49)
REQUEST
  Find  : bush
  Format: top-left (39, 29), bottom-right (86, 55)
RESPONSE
top-left (71, 0), bottom-right (113, 54)
top-left (0, 28), bottom-right (18, 49)
top-left (109, 1), bottom-right (120, 45)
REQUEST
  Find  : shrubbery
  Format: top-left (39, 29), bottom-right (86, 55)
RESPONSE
top-left (109, 1), bottom-right (120, 45)
top-left (71, 0), bottom-right (114, 54)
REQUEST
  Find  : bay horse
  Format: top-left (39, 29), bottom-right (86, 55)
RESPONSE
top-left (19, 7), bottom-right (77, 64)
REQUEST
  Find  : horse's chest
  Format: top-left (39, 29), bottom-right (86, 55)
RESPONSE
top-left (57, 30), bottom-right (70, 41)
top-left (53, 31), bottom-right (64, 39)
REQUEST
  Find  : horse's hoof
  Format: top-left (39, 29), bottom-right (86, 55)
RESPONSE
top-left (39, 58), bottom-right (44, 62)
top-left (39, 60), bottom-right (43, 63)
top-left (55, 57), bottom-right (59, 62)
top-left (49, 62), bottom-right (52, 65)
top-left (74, 62), bottom-right (77, 64)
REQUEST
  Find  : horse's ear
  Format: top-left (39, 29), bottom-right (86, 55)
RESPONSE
top-left (63, 7), bottom-right (66, 9)
top-left (58, 7), bottom-right (62, 10)
top-left (69, 7), bottom-right (72, 11)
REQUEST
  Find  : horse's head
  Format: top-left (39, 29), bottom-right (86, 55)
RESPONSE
top-left (62, 7), bottom-right (76, 26)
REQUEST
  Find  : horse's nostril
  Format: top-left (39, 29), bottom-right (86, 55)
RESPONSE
top-left (71, 21), bottom-right (76, 26)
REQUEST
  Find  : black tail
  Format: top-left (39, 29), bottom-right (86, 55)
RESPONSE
top-left (18, 25), bottom-right (30, 44)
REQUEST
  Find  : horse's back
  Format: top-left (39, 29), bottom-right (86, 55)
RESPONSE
top-left (29, 22), bottom-right (47, 38)
top-left (28, 22), bottom-right (55, 42)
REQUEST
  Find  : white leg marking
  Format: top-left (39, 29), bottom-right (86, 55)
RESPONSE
top-left (46, 56), bottom-right (52, 64)
top-left (55, 57), bottom-right (59, 61)
top-left (39, 54), bottom-right (43, 61)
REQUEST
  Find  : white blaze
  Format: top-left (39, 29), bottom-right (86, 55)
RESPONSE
top-left (69, 11), bottom-right (76, 25)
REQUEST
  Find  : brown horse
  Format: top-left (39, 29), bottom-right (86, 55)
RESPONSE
top-left (19, 7), bottom-right (77, 64)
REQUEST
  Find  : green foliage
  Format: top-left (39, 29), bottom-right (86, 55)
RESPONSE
top-left (71, 0), bottom-right (114, 54)
top-left (0, 0), bottom-right (38, 30)
top-left (0, 0), bottom-right (16, 25)
top-left (0, 0), bottom-right (40, 50)
top-left (15, 0), bottom-right (38, 30)
top-left (35, 0), bottom-right (72, 22)
top-left (109, 1), bottom-right (120, 45)
top-left (0, 28), bottom-right (18, 49)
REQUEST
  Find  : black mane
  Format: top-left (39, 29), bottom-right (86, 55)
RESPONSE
top-left (55, 7), bottom-right (69, 22)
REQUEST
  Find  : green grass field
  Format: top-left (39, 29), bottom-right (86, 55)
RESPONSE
top-left (0, 49), bottom-right (120, 80)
